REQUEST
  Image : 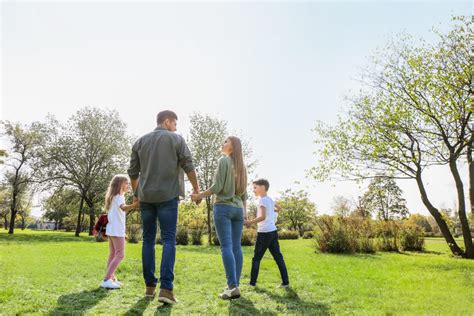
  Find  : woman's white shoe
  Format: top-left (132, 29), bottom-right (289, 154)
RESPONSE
top-left (218, 287), bottom-right (240, 300)
top-left (100, 279), bottom-right (121, 289)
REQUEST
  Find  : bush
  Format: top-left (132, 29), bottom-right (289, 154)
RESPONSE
top-left (376, 220), bottom-right (401, 252)
top-left (303, 231), bottom-right (315, 239)
top-left (314, 216), bottom-right (357, 253)
top-left (278, 230), bottom-right (299, 240)
top-left (176, 226), bottom-right (189, 245)
top-left (241, 228), bottom-right (256, 246)
top-left (350, 217), bottom-right (377, 253)
top-left (190, 229), bottom-right (203, 245)
top-left (127, 224), bottom-right (142, 243)
top-left (400, 222), bottom-right (425, 251)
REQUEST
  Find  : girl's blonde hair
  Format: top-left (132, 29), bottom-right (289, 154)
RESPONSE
top-left (105, 174), bottom-right (129, 211)
top-left (227, 136), bottom-right (247, 196)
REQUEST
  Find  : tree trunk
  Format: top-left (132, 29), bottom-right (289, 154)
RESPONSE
top-left (8, 208), bottom-right (17, 234)
top-left (4, 215), bottom-right (8, 230)
top-left (468, 133), bottom-right (473, 221)
top-left (206, 197), bottom-right (212, 245)
top-left (8, 191), bottom-right (18, 235)
top-left (448, 160), bottom-right (474, 258)
top-left (88, 205), bottom-right (95, 236)
top-left (415, 172), bottom-right (465, 257)
top-left (75, 197), bottom-right (85, 237)
top-left (21, 216), bottom-right (25, 230)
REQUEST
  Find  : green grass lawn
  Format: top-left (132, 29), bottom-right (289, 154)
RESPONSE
top-left (0, 230), bottom-right (473, 315)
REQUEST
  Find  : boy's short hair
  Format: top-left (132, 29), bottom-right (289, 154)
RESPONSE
top-left (157, 110), bottom-right (178, 125)
top-left (253, 179), bottom-right (270, 191)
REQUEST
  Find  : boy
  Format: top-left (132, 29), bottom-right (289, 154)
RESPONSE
top-left (245, 179), bottom-right (289, 288)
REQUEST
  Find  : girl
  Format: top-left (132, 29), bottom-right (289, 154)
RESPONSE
top-left (100, 174), bottom-right (138, 289)
top-left (192, 136), bottom-right (247, 300)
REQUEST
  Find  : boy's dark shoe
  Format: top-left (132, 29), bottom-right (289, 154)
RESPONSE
top-left (158, 288), bottom-right (178, 304)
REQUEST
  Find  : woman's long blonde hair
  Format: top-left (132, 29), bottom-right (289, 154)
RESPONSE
top-left (228, 136), bottom-right (247, 195)
top-left (105, 174), bottom-right (129, 211)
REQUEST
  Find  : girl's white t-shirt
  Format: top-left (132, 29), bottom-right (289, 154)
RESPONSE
top-left (106, 194), bottom-right (126, 237)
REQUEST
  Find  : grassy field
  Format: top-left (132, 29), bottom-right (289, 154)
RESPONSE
top-left (0, 230), bottom-right (473, 315)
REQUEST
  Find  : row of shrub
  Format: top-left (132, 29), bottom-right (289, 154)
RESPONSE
top-left (127, 225), bottom-right (305, 245)
top-left (312, 216), bottom-right (424, 253)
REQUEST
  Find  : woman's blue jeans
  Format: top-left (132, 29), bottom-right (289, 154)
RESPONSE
top-left (213, 204), bottom-right (244, 287)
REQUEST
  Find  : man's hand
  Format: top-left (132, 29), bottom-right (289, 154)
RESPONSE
top-left (132, 197), bottom-right (140, 209)
top-left (191, 190), bottom-right (202, 205)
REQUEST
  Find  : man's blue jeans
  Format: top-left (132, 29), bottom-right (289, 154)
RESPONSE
top-left (213, 204), bottom-right (244, 287)
top-left (140, 198), bottom-right (178, 290)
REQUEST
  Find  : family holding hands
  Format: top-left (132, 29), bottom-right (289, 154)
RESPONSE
top-left (99, 110), bottom-right (289, 304)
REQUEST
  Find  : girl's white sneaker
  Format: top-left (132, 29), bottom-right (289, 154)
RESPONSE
top-left (100, 279), bottom-right (121, 289)
top-left (113, 278), bottom-right (123, 286)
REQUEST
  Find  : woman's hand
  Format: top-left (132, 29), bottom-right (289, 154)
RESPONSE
top-left (191, 193), bottom-right (202, 203)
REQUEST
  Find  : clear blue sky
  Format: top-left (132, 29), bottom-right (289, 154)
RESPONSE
top-left (1, 1), bottom-right (471, 216)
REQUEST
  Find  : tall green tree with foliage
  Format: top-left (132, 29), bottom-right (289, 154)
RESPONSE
top-left (311, 16), bottom-right (473, 258)
top-left (277, 189), bottom-right (317, 236)
top-left (43, 189), bottom-right (79, 230)
top-left (1, 121), bottom-right (46, 234)
top-left (39, 107), bottom-right (131, 236)
top-left (361, 177), bottom-right (409, 221)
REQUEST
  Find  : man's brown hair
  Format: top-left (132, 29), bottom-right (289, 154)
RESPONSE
top-left (157, 110), bottom-right (178, 125)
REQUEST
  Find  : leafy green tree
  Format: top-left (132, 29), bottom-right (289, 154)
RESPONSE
top-left (0, 186), bottom-right (10, 229)
top-left (311, 17), bottom-right (472, 258)
top-left (39, 107), bottom-right (131, 236)
top-left (43, 189), bottom-right (79, 230)
top-left (15, 190), bottom-right (32, 230)
top-left (1, 121), bottom-right (46, 234)
top-left (406, 214), bottom-right (432, 233)
top-left (361, 177), bottom-right (409, 221)
top-left (277, 189), bottom-right (317, 236)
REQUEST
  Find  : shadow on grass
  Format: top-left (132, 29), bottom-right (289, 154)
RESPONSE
top-left (228, 296), bottom-right (274, 315)
top-left (48, 288), bottom-right (108, 315)
top-left (155, 302), bottom-right (173, 315)
top-left (255, 287), bottom-right (330, 315)
top-left (123, 297), bottom-right (153, 316)
top-left (0, 231), bottom-right (93, 244)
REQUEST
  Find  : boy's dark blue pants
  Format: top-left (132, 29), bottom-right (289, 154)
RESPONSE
top-left (250, 230), bottom-right (289, 286)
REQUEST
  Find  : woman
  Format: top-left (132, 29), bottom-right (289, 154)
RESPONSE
top-left (192, 136), bottom-right (247, 300)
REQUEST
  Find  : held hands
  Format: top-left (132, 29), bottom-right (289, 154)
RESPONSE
top-left (131, 197), bottom-right (140, 210)
top-left (191, 190), bottom-right (202, 205)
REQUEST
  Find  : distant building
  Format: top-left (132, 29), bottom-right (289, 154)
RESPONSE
top-left (35, 220), bottom-right (56, 230)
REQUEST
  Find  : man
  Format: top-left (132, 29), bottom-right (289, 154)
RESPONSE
top-left (128, 110), bottom-right (200, 304)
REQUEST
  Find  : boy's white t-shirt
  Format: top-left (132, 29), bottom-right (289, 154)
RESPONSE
top-left (257, 196), bottom-right (277, 233)
top-left (106, 194), bottom-right (126, 237)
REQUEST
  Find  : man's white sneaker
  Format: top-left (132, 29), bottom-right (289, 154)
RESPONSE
top-left (100, 279), bottom-right (121, 289)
